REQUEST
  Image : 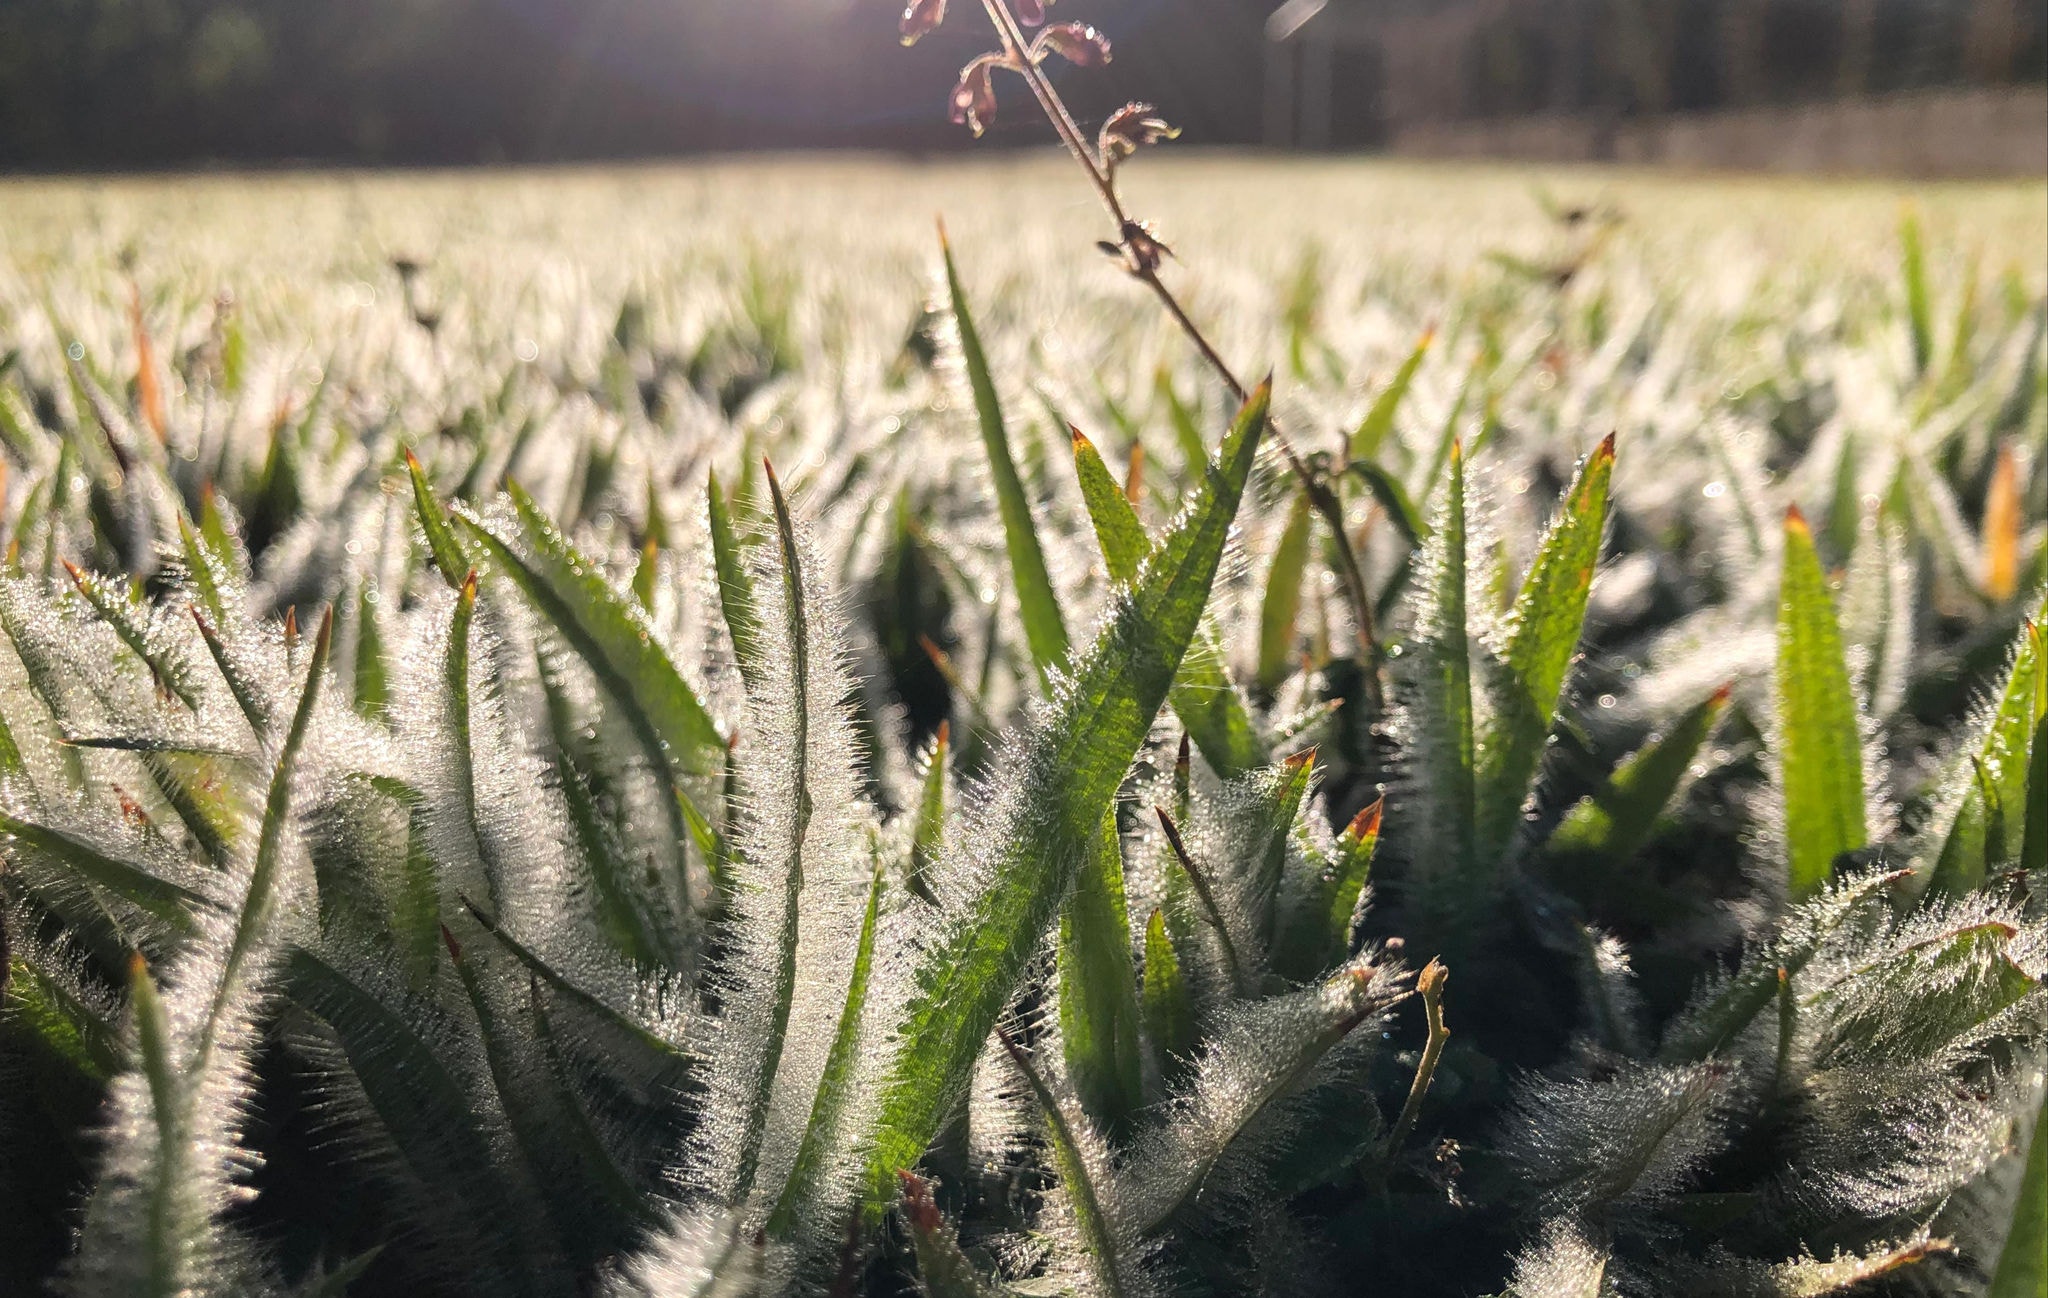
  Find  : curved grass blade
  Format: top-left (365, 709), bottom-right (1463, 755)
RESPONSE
top-left (1473, 434), bottom-right (1615, 869)
top-left (405, 447), bottom-right (471, 591)
top-left (864, 382), bottom-right (1269, 1208)
top-left (766, 855), bottom-right (886, 1239)
top-left (1257, 492), bottom-right (1313, 694)
top-left (1350, 331), bottom-right (1432, 461)
top-left (1125, 960), bottom-right (1398, 1233)
top-left (1059, 810), bottom-right (1143, 1140)
top-left (1071, 425), bottom-right (1263, 778)
top-left (1987, 1087), bottom-right (2046, 1298)
top-left (730, 462), bottom-right (813, 1205)
top-left (1347, 459), bottom-right (1431, 550)
top-left (457, 483), bottom-right (724, 777)
top-left (1659, 869), bottom-right (1904, 1062)
top-left (707, 469), bottom-right (765, 690)
top-left (1141, 909), bottom-right (1194, 1086)
top-left (1550, 684), bottom-right (1732, 863)
top-left (1775, 507), bottom-right (1867, 900)
top-left (941, 229), bottom-right (1068, 683)
top-left (1925, 620), bottom-right (2044, 897)
top-left (0, 812), bottom-right (210, 932)
top-left (64, 562), bottom-right (201, 711)
top-left (997, 1029), bottom-right (1133, 1298)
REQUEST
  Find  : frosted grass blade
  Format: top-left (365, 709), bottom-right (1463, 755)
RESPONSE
top-left (707, 469), bottom-right (765, 690)
top-left (1257, 492), bottom-right (1312, 693)
top-left (1925, 620), bottom-right (2043, 896)
top-left (1473, 434), bottom-right (1614, 868)
top-left (1987, 1089), bottom-right (2046, 1298)
top-left (1549, 684), bottom-right (1731, 863)
top-left (1058, 810), bottom-right (1143, 1139)
top-left (1350, 331), bottom-right (1432, 461)
top-left (1775, 507), bottom-right (1867, 900)
top-left (1071, 425), bottom-right (1264, 778)
top-left (941, 231), bottom-right (1068, 683)
top-left (864, 381), bottom-right (1268, 1207)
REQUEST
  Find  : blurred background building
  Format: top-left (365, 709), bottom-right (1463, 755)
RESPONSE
top-left (0, 0), bottom-right (2041, 171)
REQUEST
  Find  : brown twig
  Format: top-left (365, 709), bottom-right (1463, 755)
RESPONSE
top-left (1381, 959), bottom-right (1449, 1183)
top-left (968, 0), bottom-right (1383, 683)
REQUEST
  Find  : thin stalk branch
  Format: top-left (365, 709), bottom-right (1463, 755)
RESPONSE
top-left (972, 0), bottom-right (1383, 681)
top-left (1381, 959), bottom-right (1449, 1183)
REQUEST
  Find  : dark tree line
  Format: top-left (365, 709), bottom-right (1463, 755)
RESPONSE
top-left (0, 0), bottom-right (2040, 168)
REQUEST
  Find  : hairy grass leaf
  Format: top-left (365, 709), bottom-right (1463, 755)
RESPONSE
top-left (1775, 507), bottom-right (1867, 900)
top-left (942, 231), bottom-right (1067, 683)
top-left (864, 381), bottom-right (1268, 1208)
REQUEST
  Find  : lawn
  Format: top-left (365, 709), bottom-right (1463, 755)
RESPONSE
top-left (0, 156), bottom-right (2044, 1297)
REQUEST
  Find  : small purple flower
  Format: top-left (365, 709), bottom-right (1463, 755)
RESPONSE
top-left (1014, 0), bottom-right (1048, 26)
top-left (950, 54), bottom-right (1006, 136)
top-left (1033, 22), bottom-right (1111, 68)
top-left (1099, 101), bottom-right (1180, 167)
top-left (899, 0), bottom-right (946, 46)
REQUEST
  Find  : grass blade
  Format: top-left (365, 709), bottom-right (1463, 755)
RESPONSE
top-left (1070, 425), bottom-right (1264, 778)
top-left (1925, 620), bottom-right (2044, 896)
top-left (1257, 492), bottom-right (1313, 694)
top-left (1058, 810), bottom-right (1144, 1140)
top-left (1775, 506), bottom-right (1868, 900)
top-left (1987, 1088), bottom-right (2046, 1298)
top-left (864, 381), bottom-right (1268, 1208)
top-left (1549, 684), bottom-right (1732, 863)
top-left (730, 463), bottom-right (813, 1205)
top-left (707, 469), bottom-right (765, 690)
top-left (1350, 331), bottom-right (1432, 461)
top-left (766, 855), bottom-right (886, 1238)
top-left (997, 1029), bottom-right (1134, 1298)
top-left (1141, 908), bottom-right (1194, 1086)
top-left (1473, 434), bottom-right (1615, 869)
top-left (941, 229), bottom-right (1068, 683)
top-left (405, 447), bottom-right (471, 591)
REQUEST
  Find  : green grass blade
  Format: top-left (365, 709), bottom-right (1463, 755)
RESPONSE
top-left (1070, 425), bottom-right (1264, 778)
top-left (64, 563), bottom-right (202, 711)
top-left (352, 582), bottom-right (388, 719)
top-left (2023, 711), bottom-right (2048, 875)
top-left (909, 722), bottom-right (948, 903)
top-left (0, 812), bottom-right (210, 932)
top-left (405, 447), bottom-right (471, 591)
top-left (1059, 809), bottom-right (1144, 1140)
top-left (1658, 869), bottom-right (1902, 1062)
top-left (203, 606), bottom-right (329, 1053)
top-left (1071, 427), bottom-right (1150, 574)
top-left (175, 516), bottom-right (232, 627)
top-left (1400, 439), bottom-right (1478, 928)
top-left (1987, 1088), bottom-right (2047, 1298)
top-left (941, 230), bottom-right (1068, 683)
top-left (1550, 684), bottom-right (1732, 862)
top-left (731, 463), bottom-right (813, 1205)
top-left (1925, 621), bottom-right (2044, 896)
top-left (1347, 459), bottom-right (1431, 550)
top-left (1141, 909), bottom-right (1194, 1087)
top-left (124, 953), bottom-right (186, 1298)
top-left (707, 469), bottom-right (765, 691)
top-left (456, 483), bottom-right (725, 777)
top-left (1350, 331), bottom-right (1432, 461)
top-left (1257, 492), bottom-right (1313, 694)
top-left (864, 381), bottom-right (1268, 1208)
top-left (5, 951), bottom-right (121, 1081)
top-left (1775, 507), bottom-right (1868, 900)
top-left (997, 1030), bottom-right (1133, 1298)
top-left (767, 855), bottom-right (886, 1239)
top-left (1901, 210), bottom-right (1933, 377)
top-left (1473, 434), bottom-right (1615, 868)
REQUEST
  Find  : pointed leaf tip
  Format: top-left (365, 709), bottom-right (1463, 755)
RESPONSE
top-left (1348, 796), bottom-right (1385, 840)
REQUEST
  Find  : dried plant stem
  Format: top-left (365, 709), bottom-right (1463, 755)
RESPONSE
top-left (1381, 959), bottom-right (1449, 1182)
top-left (977, 0), bottom-right (1382, 684)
